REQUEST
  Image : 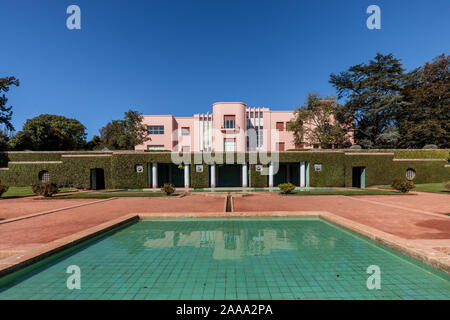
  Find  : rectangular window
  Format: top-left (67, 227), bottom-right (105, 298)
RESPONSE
top-left (181, 127), bottom-right (190, 136)
top-left (276, 142), bottom-right (285, 151)
top-left (147, 145), bottom-right (164, 151)
top-left (148, 125), bottom-right (164, 135)
top-left (224, 138), bottom-right (236, 152)
top-left (224, 115), bottom-right (236, 129)
top-left (276, 122), bottom-right (284, 131)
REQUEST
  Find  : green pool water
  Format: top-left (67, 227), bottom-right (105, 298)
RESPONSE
top-left (0, 218), bottom-right (449, 300)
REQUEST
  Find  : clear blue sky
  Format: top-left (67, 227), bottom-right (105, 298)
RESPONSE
top-left (1, 0), bottom-right (449, 139)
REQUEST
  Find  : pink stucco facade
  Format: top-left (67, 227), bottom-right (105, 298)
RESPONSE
top-left (135, 102), bottom-right (342, 152)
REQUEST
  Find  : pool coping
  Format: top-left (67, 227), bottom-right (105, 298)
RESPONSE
top-left (0, 211), bottom-right (449, 280)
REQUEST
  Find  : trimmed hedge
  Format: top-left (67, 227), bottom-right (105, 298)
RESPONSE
top-left (393, 150), bottom-right (449, 159)
top-left (0, 150), bottom-right (449, 189)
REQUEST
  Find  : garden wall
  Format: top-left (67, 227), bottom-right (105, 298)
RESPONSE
top-left (0, 150), bottom-right (448, 189)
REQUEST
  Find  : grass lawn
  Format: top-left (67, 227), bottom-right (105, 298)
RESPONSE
top-left (51, 191), bottom-right (179, 199)
top-left (374, 182), bottom-right (449, 194)
top-left (281, 189), bottom-right (402, 196)
top-left (1, 187), bottom-right (77, 199)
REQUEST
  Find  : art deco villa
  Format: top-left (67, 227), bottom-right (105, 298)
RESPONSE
top-left (135, 102), bottom-right (309, 153)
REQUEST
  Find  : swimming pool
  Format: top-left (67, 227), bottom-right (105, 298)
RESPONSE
top-left (0, 218), bottom-right (449, 300)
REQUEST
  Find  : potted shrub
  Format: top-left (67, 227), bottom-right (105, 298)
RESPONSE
top-left (278, 182), bottom-right (296, 194)
top-left (0, 185), bottom-right (8, 197)
top-left (32, 182), bottom-right (59, 197)
top-left (161, 183), bottom-right (175, 195)
top-left (391, 179), bottom-right (415, 193)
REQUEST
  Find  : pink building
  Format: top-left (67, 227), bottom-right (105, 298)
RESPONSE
top-left (135, 102), bottom-right (324, 152)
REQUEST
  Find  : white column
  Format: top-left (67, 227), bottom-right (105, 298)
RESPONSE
top-left (152, 163), bottom-right (158, 188)
top-left (300, 162), bottom-right (306, 187)
top-left (242, 163), bottom-right (248, 188)
top-left (269, 162), bottom-right (274, 188)
top-left (210, 163), bottom-right (216, 188)
top-left (184, 164), bottom-right (190, 188)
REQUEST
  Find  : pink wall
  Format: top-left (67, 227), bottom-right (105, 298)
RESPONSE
top-left (212, 102), bottom-right (246, 152)
top-left (265, 111), bottom-right (296, 151)
top-left (135, 115), bottom-right (174, 151)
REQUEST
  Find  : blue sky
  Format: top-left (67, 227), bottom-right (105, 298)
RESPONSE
top-left (1, 0), bottom-right (449, 139)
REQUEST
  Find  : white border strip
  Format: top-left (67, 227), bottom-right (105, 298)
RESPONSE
top-left (8, 161), bottom-right (63, 164)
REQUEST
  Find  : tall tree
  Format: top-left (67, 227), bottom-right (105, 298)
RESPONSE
top-left (0, 76), bottom-right (19, 149)
top-left (398, 54), bottom-right (449, 148)
top-left (8, 114), bottom-right (87, 151)
top-left (0, 76), bottom-right (19, 131)
top-left (329, 53), bottom-right (406, 148)
top-left (287, 93), bottom-right (351, 148)
top-left (100, 110), bottom-right (149, 150)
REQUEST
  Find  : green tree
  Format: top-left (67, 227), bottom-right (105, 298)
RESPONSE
top-left (85, 135), bottom-right (104, 150)
top-left (0, 76), bottom-right (19, 131)
top-left (329, 53), bottom-right (406, 148)
top-left (397, 54), bottom-right (449, 148)
top-left (8, 114), bottom-right (87, 150)
top-left (287, 93), bottom-right (351, 148)
top-left (0, 76), bottom-right (19, 149)
top-left (100, 110), bottom-right (149, 150)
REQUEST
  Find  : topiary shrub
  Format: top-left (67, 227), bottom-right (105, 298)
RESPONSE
top-left (32, 182), bottom-right (59, 197)
top-left (278, 182), bottom-right (296, 194)
top-left (161, 183), bottom-right (175, 195)
top-left (445, 182), bottom-right (450, 190)
top-left (0, 184), bottom-right (8, 197)
top-left (391, 179), bottom-right (415, 193)
top-left (349, 145), bottom-right (362, 150)
top-left (422, 144), bottom-right (438, 149)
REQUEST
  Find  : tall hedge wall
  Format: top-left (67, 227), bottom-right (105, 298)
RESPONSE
top-left (0, 150), bottom-right (448, 189)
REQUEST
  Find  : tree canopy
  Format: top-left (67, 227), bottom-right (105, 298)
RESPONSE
top-left (99, 110), bottom-right (149, 150)
top-left (8, 114), bottom-right (87, 151)
top-left (329, 53), bottom-right (406, 148)
top-left (0, 76), bottom-right (19, 150)
top-left (0, 76), bottom-right (19, 132)
top-left (287, 93), bottom-right (351, 148)
top-left (397, 54), bottom-right (449, 148)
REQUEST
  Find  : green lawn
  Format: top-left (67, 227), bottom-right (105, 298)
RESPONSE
top-left (1, 187), bottom-right (77, 199)
top-left (374, 182), bottom-right (449, 194)
top-left (281, 189), bottom-right (402, 196)
top-left (51, 191), bottom-right (179, 199)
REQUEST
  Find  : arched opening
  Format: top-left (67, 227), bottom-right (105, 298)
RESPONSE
top-left (38, 170), bottom-right (50, 183)
top-left (406, 168), bottom-right (416, 180)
